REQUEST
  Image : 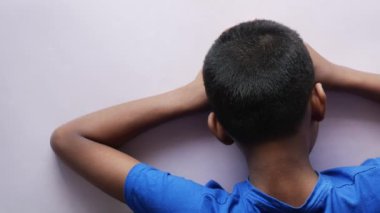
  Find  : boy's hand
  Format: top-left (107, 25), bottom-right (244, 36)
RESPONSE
top-left (305, 43), bottom-right (335, 86)
top-left (306, 43), bottom-right (380, 102)
top-left (181, 71), bottom-right (209, 112)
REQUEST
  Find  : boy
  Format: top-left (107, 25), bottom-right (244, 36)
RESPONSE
top-left (51, 20), bottom-right (380, 212)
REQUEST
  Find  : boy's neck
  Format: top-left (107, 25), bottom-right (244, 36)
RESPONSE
top-left (245, 134), bottom-right (318, 207)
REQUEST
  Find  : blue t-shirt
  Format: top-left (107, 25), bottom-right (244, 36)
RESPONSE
top-left (124, 158), bottom-right (380, 212)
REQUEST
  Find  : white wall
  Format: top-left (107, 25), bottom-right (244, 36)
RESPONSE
top-left (1, 1), bottom-right (380, 212)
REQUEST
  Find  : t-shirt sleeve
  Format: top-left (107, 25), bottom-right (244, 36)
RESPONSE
top-left (124, 163), bottom-right (226, 213)
top-left (361, 157), bottom-right (380, 166)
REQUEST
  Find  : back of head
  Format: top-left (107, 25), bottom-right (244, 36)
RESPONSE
top-left (203, 19), bottom-right (315, 145)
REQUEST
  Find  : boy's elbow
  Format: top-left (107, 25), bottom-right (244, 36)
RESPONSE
top-left (50, 127), bottom-right (66, 155)
top-left (50, 126), bottom-right (77, 156)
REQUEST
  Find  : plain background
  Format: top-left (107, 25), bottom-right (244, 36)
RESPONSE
top-left (1, 1), bottom-right (380, 212)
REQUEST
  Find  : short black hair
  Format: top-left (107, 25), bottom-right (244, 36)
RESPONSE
top-left (203, 19), bottom-right (314, 144)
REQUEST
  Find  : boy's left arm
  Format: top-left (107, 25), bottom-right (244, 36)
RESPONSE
top-left (50, 72), bottom-right (207, 202)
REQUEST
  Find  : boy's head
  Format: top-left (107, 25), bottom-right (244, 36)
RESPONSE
top-left (203, 20), bottom-right (325, 148)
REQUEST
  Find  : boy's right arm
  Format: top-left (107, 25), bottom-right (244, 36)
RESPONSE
top-left (306, 44), bottom-right (380, 102)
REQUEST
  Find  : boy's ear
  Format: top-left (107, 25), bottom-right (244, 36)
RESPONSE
top-left (310, 82), bottom-right (326, 122)
top-left (207, 112), bottom-right (234, 145)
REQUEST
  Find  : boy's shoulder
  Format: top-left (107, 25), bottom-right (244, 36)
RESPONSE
top-left (318, 158), bottom-right (380, 212)
top-left (320, 157), bottom-right (380, 188)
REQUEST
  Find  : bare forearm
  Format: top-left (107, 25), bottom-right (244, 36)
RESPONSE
top-left (305, 43), bottom-right (380, 102)
top-left (328, 64), bottom-right (380, 102)
top-left (57, 83), bottom-right (206, 147)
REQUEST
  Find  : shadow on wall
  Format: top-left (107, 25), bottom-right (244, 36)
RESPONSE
top-left (325, 91), bottom-right (380, 122)
top-left (310, 90), bottom-right (380, 170)
top-left (121, 111), bottom-right (248, 189)
top-left (122, 112), bottom-right (212, 161)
